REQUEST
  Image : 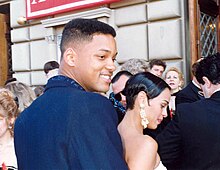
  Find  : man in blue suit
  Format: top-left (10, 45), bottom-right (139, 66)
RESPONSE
top-left (14, 18), bottom-right (128, 170)
top-left (157, 52), bottom-right (220, 169)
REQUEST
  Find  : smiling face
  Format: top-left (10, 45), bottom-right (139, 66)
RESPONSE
top-left (66, 34), bottom-right (117, 93)
top-left (145, 88), bottom-right (171, 129)
top-left (165, 70), bottom-right (182, 93)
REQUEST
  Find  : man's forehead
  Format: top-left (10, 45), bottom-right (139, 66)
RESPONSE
top-left (152, 65), bottom-right (164, 69)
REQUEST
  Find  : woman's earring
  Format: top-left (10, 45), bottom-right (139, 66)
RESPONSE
top-left (8, 125), bottom-right (12, 129)
top-left (140, 103), bottom-right (149, 129)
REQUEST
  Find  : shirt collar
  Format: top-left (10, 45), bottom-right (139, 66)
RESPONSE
top-left (192, 80), bottom-right (201, 89)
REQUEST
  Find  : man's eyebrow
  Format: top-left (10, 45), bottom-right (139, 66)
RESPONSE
top-left (98, 49), bottom-right (111, 52)
top-left (98, 49), bottom-right (118, 56)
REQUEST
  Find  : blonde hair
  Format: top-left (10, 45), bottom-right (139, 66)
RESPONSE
top-left (5, 81), bottom-right (36, 113)
top-left (165, 67), bottom-right (184, 88)
top-left (0, 88), bottom-right (19, 137)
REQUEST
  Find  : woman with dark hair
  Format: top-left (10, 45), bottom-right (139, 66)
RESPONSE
top-left (118, 72), bottom-right (171, 170)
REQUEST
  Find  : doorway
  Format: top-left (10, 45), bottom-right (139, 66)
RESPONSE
top-left (0, 3), bottom-right (12, 86)
top-left (189, 0), bottom-right (219, 65)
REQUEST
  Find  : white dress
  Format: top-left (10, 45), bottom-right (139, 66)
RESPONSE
top-left (155, 161), bottom-right (167, 170)
top-left (0, 138), bottom-right (17, 169)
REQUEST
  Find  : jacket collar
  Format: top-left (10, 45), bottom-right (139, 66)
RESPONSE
top-left (45, 75), bottom-right (85, 92)
top-left (210, 90), bottom-right (220, 99)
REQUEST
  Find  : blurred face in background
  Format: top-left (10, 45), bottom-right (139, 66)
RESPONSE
top-left (112, 75), bottom-right (130, 107)
top-left (165, 70), bottom-right (182, 93)
top-left (150, 65), bottom-right (165, 78)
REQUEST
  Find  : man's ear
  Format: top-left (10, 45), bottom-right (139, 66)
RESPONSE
top-left (63, 48), bottom-right (77, 67)
top-left (202, 76), bottom-right (211, 88)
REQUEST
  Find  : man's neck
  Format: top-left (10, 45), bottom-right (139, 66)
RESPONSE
top-left (212, 86), bottom-right (220, 94)
top-left (208, 84), bottom-right (220, 98)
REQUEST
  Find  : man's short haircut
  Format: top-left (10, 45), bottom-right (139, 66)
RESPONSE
top-left (44, 61), bottom-right (59, 74)
top-left (196, 52), bottom-right (220, 85)
top-left (111, 71), bottom-right (133, 84)
top-left (60, 18), bottom-right (116, 59)
top-left (149, 59), bottom-right (167, 70)
top-left (191, 61), bottom-right (200, 76)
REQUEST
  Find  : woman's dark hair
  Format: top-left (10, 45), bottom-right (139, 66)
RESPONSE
top-left (122, 72), bottom-right (170, 110)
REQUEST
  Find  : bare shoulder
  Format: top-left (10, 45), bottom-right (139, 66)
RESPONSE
top-left (130, 135), bottom-right (158, 153)
top-left (141, 135), bottom-right (158, 153)
top-left (128, 135), bottom-right (158, 170)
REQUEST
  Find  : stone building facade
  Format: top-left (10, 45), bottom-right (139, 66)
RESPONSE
top-left (0, 0), bottom-right (189, 86)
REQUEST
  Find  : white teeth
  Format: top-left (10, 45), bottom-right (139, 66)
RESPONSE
top-left (100, 75), bottom-right (110, 80)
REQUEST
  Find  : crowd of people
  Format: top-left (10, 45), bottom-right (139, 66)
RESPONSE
top-left (1, 18), bottom-right (220, 170)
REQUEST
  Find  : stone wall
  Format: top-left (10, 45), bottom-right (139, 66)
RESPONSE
top-left (8, 0), bottom-right (189, 86)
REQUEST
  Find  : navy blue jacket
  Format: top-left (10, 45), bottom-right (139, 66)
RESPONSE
top-left (14, 75), bottom-right (128, 170)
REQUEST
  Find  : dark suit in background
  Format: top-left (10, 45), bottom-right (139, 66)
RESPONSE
top-left (175, 80), bottom-right (204, 106)
top-left (157, 91), bottom-right (220, 170)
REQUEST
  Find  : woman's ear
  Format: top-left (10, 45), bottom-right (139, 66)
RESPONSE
top-left (137, 91), bottom-right (147, 105)
top-left (8, 116), bottom-right (15, 126)
top-left (179, 80), bottom-right (184, 88)
top-left (63, 48), bottom-right (77, 67)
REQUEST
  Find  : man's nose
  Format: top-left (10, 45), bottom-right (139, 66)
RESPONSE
top-left (106, 59), bottom-right (116, 72)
